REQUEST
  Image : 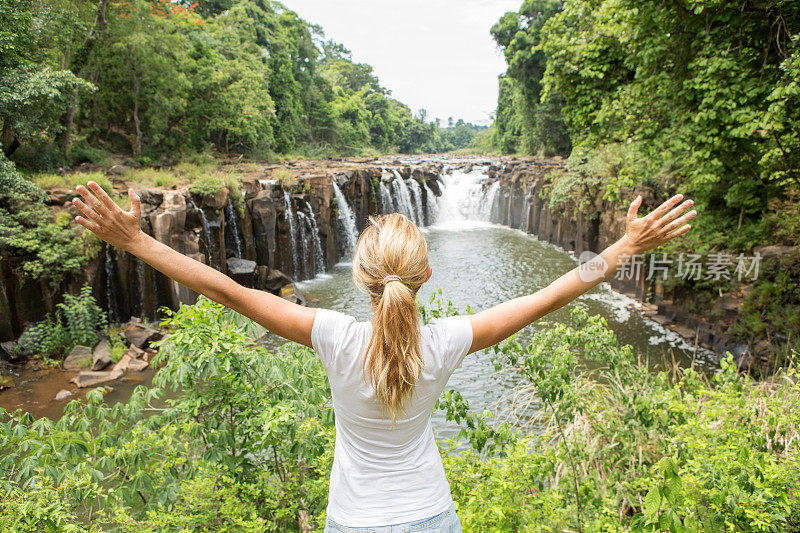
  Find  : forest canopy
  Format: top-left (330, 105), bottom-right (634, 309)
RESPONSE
top-left (490, 0), bottom-right (800, 251)
top-left (1, 0), bottom-right (482, 168)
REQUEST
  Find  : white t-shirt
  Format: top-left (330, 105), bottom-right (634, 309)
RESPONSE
top-left (310, 308), bottom-right (474, 527)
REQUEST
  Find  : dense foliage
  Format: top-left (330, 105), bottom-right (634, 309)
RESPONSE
top-left (2, 0), bottom-right (478, 167)
top-left (491, 0), bottom-right (800, 240)
top-left (491, 0), bottom-right (800, 348)
top-left (0, 154), bottom-right (99, 285)
top-left (1, 296), bottom-right (798, 531)
top-left (16, 284), bottom-right (107, 361)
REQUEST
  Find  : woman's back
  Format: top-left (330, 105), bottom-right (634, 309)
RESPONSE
top-left (312, 308), bottom-right (472, 527)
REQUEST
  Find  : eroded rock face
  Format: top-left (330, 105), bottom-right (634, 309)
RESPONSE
top-left (0, 159), bottom-right (446, 344)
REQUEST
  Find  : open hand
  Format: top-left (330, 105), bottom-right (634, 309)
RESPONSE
top-left (624, 193), bottom-right (697, 254)
top-left (72, 181), bottom-right (144, 250)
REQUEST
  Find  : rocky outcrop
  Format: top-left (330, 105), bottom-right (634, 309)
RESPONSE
top-left (480, 157), bottom-right (760, 363)
top-left (0, 160), bottom-right (445, 344)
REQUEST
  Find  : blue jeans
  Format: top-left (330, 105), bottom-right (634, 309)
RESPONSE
top-left (323, 501), bottom-right (462, 533)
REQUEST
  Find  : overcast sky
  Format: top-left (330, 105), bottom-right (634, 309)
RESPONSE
top-left (283, 0), bottom-right (521, 125)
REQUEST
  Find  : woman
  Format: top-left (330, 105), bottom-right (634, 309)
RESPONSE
top-left (72, 180), bottom-right (696, 532)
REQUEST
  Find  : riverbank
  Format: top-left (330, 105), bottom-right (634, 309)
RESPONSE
top-left (1, 154), bottom-right (795, 417)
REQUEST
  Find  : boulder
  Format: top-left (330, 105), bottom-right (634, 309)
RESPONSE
top-left (280, 284), bottom-right (307, 306)
top-left (91, 338), bottom-right (112, 371)
top-left (55, 389), bottom-right (73, 401)
top-left (46, 187), bottom-right (75, 206)
top-left (712, 293), bottom-right (740, 314)
top-left (63, 345), bottom-right (92, 371)
top-left (114, 353), bottom-right (149, 373)
top-left (227, 258), bottom-right (257, 287)
top-left (107, 164), bottom-right (132, 176)
top-left (753, 244), bottom-right (797, 260)
top-left (71, 369), bottom-right (123, 388)
top-left (123, 321), bottom-right (162, 349)
top-left (0, 341), bottom-right (21, 362)
top-left (262, 269), bottom-right (294, 293)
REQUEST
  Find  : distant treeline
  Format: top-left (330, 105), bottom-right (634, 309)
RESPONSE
top-left (1, 0), bottom-right (483, 169)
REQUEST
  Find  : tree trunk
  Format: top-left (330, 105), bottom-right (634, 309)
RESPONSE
top-left (58, 0), bottom-right (109, 156)
top-left (2, 121), bottom-right (20, 157)
top-left (132, 75), bottom-right (142, 157)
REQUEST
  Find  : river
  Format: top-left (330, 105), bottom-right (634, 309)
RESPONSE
top-left (296, 167), bottom-right (717, 441)
top-left (0, 165), bottom-right (717, 439)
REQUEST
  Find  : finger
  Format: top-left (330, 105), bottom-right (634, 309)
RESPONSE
top-left (71, 197), bottom-right (103, 224)
top-left (627, 195), bottom-right (642, 223)
top-left (75, 215), bottom-right (101, 234)
top-left (660, 199), bottom-right (694, 226)
top-left (662, 208), bottom-right (697, 233)
top-left (664, 224), bottom-right (692, 240)
top-left (76, 184), bottom-right (109, 216)
top-left (128, 188), bottom-right (141, 218)
top-left (648, 193), bottom-right (684, 221)
top-left (87, 180), bottom-right (118, 212)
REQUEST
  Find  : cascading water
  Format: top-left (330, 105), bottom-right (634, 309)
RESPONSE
top-left (304, 201), bottom-right (326, 276)
top-left (189, 197), bottom-right (217, 269)
top-left (104, 243), bottom-right (119, 323)
top-left (379, 181), bottom-right (394, 213)
top-left (296, 209), bottom-right (311, 280)
top-left (283, 191), bottom-right (300, 279)
top-left (407, 178), bottom-right (425, 226)
top-left (432, 167), bottom-right (496, 228)
top-left (482, 181), bottom-right (501, 220)
top-left (134, 257), bottom-right (146, 318)
top-left (332, 181), bottom-right (358, 253)
top-left (423, 182), bottom-right (438, 224)
top-left (225, 197), bottom-right (243, 258)
top-left (142, 216), bottom-right (160, 320)
top-left (390, 170), bottom-right (417, 224)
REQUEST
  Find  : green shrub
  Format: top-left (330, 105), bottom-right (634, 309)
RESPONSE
top-left (441, 305), bottom-right (800, 532)
top-left (67, 144), bottom-right (111, 167)
top-left (188, 173), bottom-right (224, 196)
top-left (17, 284), bottom-right (107, 359)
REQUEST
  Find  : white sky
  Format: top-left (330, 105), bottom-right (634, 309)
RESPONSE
top-left (283, 0), bottom-right (521, 125)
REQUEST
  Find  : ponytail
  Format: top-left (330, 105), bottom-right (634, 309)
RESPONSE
top-left (352, 214), bottom-right (429, 425)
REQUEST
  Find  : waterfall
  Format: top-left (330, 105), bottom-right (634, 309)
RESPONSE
top-left (423, 182), bottom-right (438, 224)
top-left (432, 167), bottom-right (496, 229)
top-left (379, 181), bottom-right (393, 213)
top-left (189, 197), bottom-right (217, 269)
top-left (304, 201), bottom-right (326, 276)
top-left (390, 170), bottom-right (416, 224)
top-left (104, 243), bottom-right (119, 323)
top-left (142, 216), bottom-right (160, 320)
top-left (483, 181), bottom-right (501, 220)
top-left (332, 181), bottom-right (358, 253)
top-left (407, 179), bottom-right (425, 226)
top-left (134, 257), bottom-right (146, 318)
top-left (225, 196), bottom-right (243, 258)
top-left (283, 191), bottom-right (300, 279)
top-left (296, 209), bottom-right (311, 280)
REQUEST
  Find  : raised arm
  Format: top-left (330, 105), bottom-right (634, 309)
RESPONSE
top-left (72, 181), bottom-right (315, 347)
top-left (467, 193), bottom-right (697, 353)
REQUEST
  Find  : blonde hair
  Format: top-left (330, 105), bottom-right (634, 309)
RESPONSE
top-left (353, 213), bottom-right (429, 424)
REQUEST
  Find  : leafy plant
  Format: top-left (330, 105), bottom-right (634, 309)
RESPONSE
top-left (17, 284), bottom-right (107, 359)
